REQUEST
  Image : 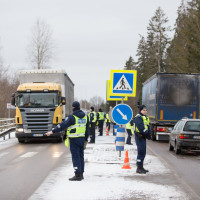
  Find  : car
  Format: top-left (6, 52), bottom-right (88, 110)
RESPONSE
top-left (169, 118), bottom-right (200, 154)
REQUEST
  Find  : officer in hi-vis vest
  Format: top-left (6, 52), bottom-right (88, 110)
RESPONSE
top-left (105, 112), bottom-right (111, 132)
top-left (134, 105), bottom-right (151, 174)
top-left (89, 106), bottom-right (96, 143)
top-left (97, 108), bottom-right (105, 136)
top-left (126, 118), bottom-right (134, 145)
top-left (45, 101), bottom-right (89, 181)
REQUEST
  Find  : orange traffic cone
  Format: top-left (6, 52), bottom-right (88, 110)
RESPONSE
top-left (106, 126), bottom-right (109, 136)
top-left (122, 150), bottom-right (132, 169)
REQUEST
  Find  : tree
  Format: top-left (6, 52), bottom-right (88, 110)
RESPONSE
top-left (146, 7), bottom-right (171, 73)
top-left (124, 56), bottom-right (136, 70)
top-left (89, 96), bottom-right (105, 112)
top-left (28, 19), bottom-right (54, 69)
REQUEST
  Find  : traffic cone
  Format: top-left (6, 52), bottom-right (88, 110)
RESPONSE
top-left (106, 126), bottom-right (109, 136)
top-left (122, 150), bottom-right (131, 169)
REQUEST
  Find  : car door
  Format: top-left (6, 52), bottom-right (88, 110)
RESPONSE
top-left (175, 120), bottom-right (185, 142)
top-left (171, 121), bottom-right (180, 146)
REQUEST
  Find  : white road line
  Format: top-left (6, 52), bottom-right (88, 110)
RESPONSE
top-left (53, 152), bottom-right (63, 158)
top-left (20, 152), bottom-right (38, 158)
top-left (12, 152), bottom-right (38, 163)
top-left (0, 152), bottom-right (9, 158)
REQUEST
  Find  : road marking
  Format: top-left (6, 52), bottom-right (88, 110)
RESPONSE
top-left (12, 152), bottom-right (38, 163)
top-left (0, 152), bottom-right (9, 158)
top-left (53, 152), bottom-right (63, 158)
top-left (20, 152), bottom-right (38, 158)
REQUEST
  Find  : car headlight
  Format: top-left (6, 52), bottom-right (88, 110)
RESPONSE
top-left (16, 128), bottom-right (24, 132)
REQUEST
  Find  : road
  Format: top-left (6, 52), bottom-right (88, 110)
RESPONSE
top-left (148, 140), bottom-right (200, 199)
top-left (0, 141), bottom-right (70, 200)
top-left (0, 138), bottom-right (200, 200)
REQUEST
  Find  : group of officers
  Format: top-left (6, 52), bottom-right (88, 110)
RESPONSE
top-left (45, 102), bottom-right (151, 181)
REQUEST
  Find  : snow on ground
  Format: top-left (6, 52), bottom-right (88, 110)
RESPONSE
top-left (0, 132), bottom-right (18, 151)
top-left (29, 135), bottom-right (189, 200)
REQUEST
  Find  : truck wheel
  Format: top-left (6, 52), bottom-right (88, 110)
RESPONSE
top-left (18, 138), bottom-right (25, 143)
top-left (175, 142), bottom-right (181, 154)
top-left (169, 141), bottom-right (174, 151)
top-left (57, 136), bottom-right (63, 143)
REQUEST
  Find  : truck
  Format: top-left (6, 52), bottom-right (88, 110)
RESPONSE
top-left (142, 73), bottom-right (200, 141)
top-left (11, 69), bottom-right (74, 143)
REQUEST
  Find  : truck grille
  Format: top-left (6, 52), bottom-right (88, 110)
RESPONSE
top-left (24, 112), bottom-right (52, 133)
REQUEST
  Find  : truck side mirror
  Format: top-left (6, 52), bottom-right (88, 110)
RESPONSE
top-left (61, 97), bottom-right (66, 105)
top-left (11, 93), bottom-right (15, 106)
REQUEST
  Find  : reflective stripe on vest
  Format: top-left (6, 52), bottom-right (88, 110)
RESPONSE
top-left (98, 112), bottom-right (105, 120)
top-left (67, 115), bottom-right (87, 138)
top-left (134, 114), bottom-right (149, 133)
top-left (105, 113), bottom-right (111, 123)
top-left (89, 111), bottom-right (96, 122)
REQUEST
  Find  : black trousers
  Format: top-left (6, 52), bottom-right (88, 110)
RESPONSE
top-left (90, 122), bottom-right (96, 142)
top-left (98, 120), bottom-right (104, 135)
top-left (126, 129), bottom-right (132, 144)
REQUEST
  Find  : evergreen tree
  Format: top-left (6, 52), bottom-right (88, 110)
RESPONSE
top-left (146, 7), bottom-right (171, 73)
top-left (124, 56), bottom-right (136, 70)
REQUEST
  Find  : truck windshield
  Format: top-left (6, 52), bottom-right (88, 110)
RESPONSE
top-left (17, 92), bottom-right (59, 108)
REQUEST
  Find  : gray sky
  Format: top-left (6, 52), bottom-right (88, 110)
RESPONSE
top-left (0, 0), bottom-right (182, 101)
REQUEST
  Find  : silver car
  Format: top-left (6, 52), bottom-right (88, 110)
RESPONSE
top-left (169, 119), bottom-right (200, 154)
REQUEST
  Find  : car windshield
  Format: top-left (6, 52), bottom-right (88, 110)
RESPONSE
top-left (17, 92), bottom-right (59, 108)
top-left (183, 121), bottom-right (200, 132)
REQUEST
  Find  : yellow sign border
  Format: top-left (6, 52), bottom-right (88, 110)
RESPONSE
top-left (106, 80), bottom-right (128, 101)
top-left (110, 70), bottom-right (137, 97)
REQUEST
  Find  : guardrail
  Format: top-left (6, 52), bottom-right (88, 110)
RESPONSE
top-left (0, 118), bottom-right (16, 140)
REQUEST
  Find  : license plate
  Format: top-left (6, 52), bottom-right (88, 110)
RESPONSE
top-left (33, 134), bottom-right (43, 137)
top-left (193, 136), bottom-right (200, 139)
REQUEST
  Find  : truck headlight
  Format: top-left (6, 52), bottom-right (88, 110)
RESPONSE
top-left (16, 128), bottom-right (24, 132)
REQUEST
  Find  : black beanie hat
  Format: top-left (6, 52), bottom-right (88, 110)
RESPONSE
top-left (139, 105), bottom-right (147, 111)
top-left (99, 108), bottom-right (102, 112)
top-left (90, 106), bottom-right (94, 111)
top-left (72, 101), bottom-right (80, 108)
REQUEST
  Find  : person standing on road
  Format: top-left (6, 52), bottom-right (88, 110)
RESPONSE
top-left (105, 112), bottom-right (111, 132)
top-left (97, 108), bottom-right (105, 136)
top-left (89, 106), bottom-right (96, 143)
top-left (134, 105), bottom-right (151, 174)
top-left (45, 101), bottom-right (89, 181)
top-left (126, 118), bottom-right (134, 145)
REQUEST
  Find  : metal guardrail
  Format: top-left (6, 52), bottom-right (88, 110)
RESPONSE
top-left (0, 118), bottom-right (16, 140)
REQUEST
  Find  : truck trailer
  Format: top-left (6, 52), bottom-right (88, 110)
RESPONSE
top-left (11, 69), bottom-right (74, 143)
top-left (142, 73), bottom-right (200, 141)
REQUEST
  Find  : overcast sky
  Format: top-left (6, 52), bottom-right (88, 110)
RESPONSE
top-left (0, 0), bottom-right (182, 101)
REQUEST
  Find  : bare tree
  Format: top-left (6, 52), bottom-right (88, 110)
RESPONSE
top-left (89, 96), bottom-right (105, 111)
top-left (28, 19), bottom-right (54, 69)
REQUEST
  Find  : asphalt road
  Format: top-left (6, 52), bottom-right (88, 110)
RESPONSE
top-left (147, 140), bottom-right (200, 199)
top-left (0, 141), bottom-right (70, 200)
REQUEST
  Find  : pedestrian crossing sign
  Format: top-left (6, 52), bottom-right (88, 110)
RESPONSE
top-left (110, 70), bottom-right (137, 97)
top-left (106, 80), bottom-right (128, 101)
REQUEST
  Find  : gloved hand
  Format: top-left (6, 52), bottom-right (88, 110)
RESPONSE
top-left (146, 133), bottom-right (151, 140)
top-left (84, 141), bottom-right (88, 150)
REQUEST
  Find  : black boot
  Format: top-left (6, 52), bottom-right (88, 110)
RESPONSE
top-left (136, 165), bottom-right (146, 174)
top-left (142, 164), bottom-right (149, 173)
top-left (69, 174), bottom-right (82, 181)
top-left (81, 173), bottom-right (84, 180)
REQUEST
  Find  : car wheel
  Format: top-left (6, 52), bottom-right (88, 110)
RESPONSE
top-left (169, 141), bottom-right (174, 151)
top-left (18, 138), bottom-right (25, 143)
top-left (175, 141), bottom-right (181, 154)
